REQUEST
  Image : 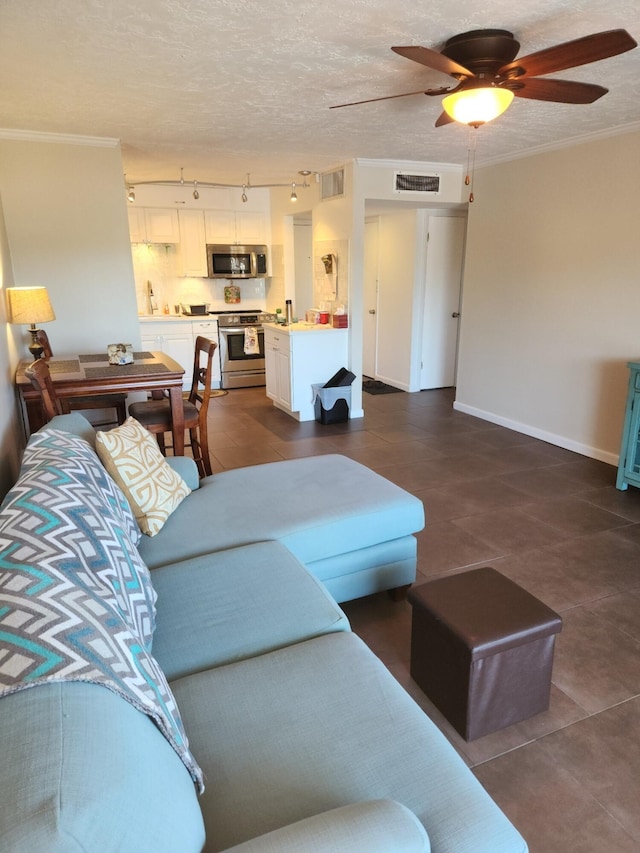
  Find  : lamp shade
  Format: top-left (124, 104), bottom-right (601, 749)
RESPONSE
top-left (442, 86), bottom-right (514, 126)
top-left (6, 287), bottom-right (56, 325)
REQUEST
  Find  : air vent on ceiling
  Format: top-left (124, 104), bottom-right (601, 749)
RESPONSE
top-left (394, 172), bottom-right (441, 195)
top-left (321, 168), bottom-right (345, 199)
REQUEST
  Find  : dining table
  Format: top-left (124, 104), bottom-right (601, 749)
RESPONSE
top-left (15, 350), bottom-right (186, 454)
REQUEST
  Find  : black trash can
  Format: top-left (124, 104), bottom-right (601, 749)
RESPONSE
top-left (312, 368), bottom-right (355, 425)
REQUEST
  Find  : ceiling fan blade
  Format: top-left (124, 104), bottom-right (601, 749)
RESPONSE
top-left (499, 29), bottom-right (637, 79)
top-left (392, 45), bottom-right (472, 79)
top-left (509, 77), bottom-right (608, 104)
top-left (435, 111), bottom-right (455, 128)
top-left (330, 86), bottom-right (451, 109)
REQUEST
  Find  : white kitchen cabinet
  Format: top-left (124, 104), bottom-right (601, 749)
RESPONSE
top-left (128, 207), bottom-right (180, 244)
top-left (264, 323), bottom-right (349, 421)
top-left (264, 326), bottom-right (291, 408)
top-left (191, 319), bottom-right (221, 386)
top-left (140, 318), bottom-right (221, 389)
top-left (204, 210), bottom-right (267, 245)
top-left (140, 320), bottom-right (195, 389)
top-left (204, 210), bottom-right (235, 244)
top-left (178, 210), bottom-right (207, 276)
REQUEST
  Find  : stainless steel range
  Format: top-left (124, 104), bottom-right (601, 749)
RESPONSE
top-left (215, 310), bottom-right (277, 389)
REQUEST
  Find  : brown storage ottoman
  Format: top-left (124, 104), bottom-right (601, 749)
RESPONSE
top-left (408, 567), bottom-right (562, 741)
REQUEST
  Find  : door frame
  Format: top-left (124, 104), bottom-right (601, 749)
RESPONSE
top-left (363, 217), bottom-right (380, 378)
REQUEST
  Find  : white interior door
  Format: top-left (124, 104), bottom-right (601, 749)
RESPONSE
top-left (420, 216), bottom-right (465, 389)
top-left (363, 219), bottom-right (379, 378)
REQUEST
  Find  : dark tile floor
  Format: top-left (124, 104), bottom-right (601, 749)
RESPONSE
top-left (204, 385), bottom-right (640, 852)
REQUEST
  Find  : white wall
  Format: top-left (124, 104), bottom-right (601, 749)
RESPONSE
top-left (0, 191), bottom-right (22, 498)
top-left (0, 134), bottom-right (140, 357)
top-left (270, 181), bottom-right (321, 315)
top-left (0, 132), bottom-right (140, 497)
top-left (293, 222), bottom-right (313, 314)
top-left (455, 130), bottom-right (640, 464)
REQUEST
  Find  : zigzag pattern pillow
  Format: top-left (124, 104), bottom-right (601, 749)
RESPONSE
top-left (0, 429), bottom-right (203, 791)
top-left (95, 417), bottom-right (191, 537)
top-left (4, 428), bottom-right (155, 649)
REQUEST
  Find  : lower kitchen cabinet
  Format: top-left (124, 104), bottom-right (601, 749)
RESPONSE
top-left (191, 319), bottom-right (221, 387)
top-left (264, 323), bottom-right (349, 421)
top-left (265, 327), bottom-right (291, 408)
top-left (140, 318), bottom-right (220, 389)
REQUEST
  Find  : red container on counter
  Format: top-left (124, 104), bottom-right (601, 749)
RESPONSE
top-left (319, 311), bottom-right (330, 324)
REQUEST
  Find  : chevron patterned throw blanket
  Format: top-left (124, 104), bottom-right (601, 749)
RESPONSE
top-left (0, 429), bottom-right (203, 792)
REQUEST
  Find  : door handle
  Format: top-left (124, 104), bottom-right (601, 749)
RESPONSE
top-left (451, 312), bottom-right (460, 318)
top-left (369, 309), bottom-right (376, 314)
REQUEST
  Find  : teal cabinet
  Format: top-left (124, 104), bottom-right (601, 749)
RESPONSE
top-left (616, 361), bottom-right (640, 490)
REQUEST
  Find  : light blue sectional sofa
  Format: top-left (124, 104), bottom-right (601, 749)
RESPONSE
top-left (0, 413), bottom-right (528, 852)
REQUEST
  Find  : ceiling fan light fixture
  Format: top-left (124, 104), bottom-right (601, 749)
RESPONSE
top-left (442, 85), bottom-right (514, 125)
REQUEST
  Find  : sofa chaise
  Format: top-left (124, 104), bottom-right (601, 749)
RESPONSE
top-left (0, 414), bottom-right (528, 852)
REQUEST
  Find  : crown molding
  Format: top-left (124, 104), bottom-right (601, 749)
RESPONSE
top-left (355, 157), bottom-right (463, 173)
top-left (0, 128), bottom-right (120, 147)
top-left (476, 121), bottom-right (640, 169)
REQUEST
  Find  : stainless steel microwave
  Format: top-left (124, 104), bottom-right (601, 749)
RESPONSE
top-left (206, 244), bottom-right (268, 279)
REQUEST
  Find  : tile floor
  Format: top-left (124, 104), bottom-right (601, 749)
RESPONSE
top-left (203, 385), bottom-right (640, 852)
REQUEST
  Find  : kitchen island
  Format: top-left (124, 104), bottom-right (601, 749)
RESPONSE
top-left (263, 322), bottom-right (350, 421)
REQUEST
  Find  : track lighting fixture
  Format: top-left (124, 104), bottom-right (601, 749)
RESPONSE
top-left (124, 168), bottom-right (316, 203)
top-left (124, 173), bottom-right (136, 203)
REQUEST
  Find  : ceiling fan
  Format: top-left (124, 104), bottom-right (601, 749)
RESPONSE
top-left (330, 29), bottom-right (638, 126)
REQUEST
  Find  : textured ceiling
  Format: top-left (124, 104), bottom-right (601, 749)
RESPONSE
top-left (1, 0), bottom-right (639, 186)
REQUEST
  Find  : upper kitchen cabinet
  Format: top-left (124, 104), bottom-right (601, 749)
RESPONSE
top-left (205, 210), bottom-right (267, 245)
top-left (178, 210), bottom-right (208, 277)
top-left (128, 207), bottom-right (180, 243)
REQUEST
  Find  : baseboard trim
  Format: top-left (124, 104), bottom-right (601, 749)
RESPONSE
top-left (453, 401), bottom-right (619, 467)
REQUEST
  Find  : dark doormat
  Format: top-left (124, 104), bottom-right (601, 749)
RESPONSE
top-left (362, 378), bottom-right (403, 395)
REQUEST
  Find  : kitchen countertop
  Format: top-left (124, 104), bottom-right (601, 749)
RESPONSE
top-left (262, 321), bottom-right (346, 333)
top-left (138, 314), bottom-right (216, 322)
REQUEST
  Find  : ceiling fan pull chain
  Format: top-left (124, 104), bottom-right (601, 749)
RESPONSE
top-left (465, 125), bottom-right (478, 202)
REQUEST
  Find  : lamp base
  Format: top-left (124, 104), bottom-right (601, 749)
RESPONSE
top-left (28, 328), bottom-right (45, 360)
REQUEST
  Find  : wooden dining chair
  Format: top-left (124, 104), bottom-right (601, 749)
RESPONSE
top-left (24, 359), bottom-right (64, 423)
top-left (128, 336), bottom-right (217, 478)
top-left (35, 329), bottom-right (127, 426)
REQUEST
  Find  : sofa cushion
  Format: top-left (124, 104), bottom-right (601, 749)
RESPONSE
top-left (95, 417), bottom-right (190, 537)
top-left (138, 454), bottom-right (425, 572)
top-left (223, 800), bottom-right (430, 852)
top-left (0, 682), bottom-right (205, 852)
top-left (171, 632), bottom-right (527, 853)
top-left (152, 541), bottom-right (350, 681)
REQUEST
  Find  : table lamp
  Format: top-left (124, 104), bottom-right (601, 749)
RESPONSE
top-left (6, 286), bottom-right (56, 359)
